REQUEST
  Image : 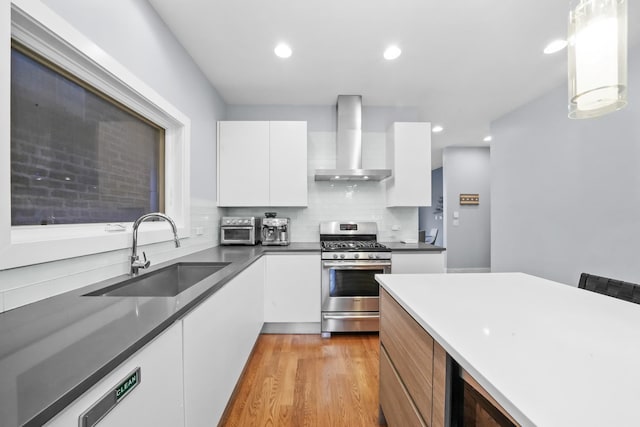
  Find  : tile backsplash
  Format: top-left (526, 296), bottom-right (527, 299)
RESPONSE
top-left (225, 131), bottom-right (419, 242)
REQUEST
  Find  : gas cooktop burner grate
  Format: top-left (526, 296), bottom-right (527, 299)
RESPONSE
top-left (321, 240), bottom-right (389, 251)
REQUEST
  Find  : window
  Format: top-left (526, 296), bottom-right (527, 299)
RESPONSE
top-left (1, 2), bottom-right (191, 270)
top-left (11, 44), bottom-right (165, 226)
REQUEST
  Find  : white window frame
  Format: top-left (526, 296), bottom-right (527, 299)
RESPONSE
top-left (0, 1), bottom-right (191, 270)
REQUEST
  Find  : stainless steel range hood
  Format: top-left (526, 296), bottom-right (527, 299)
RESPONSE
top-left (314, 95), bottom-right (392, 181)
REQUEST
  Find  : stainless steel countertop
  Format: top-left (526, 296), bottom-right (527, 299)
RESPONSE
top-left (0, 240), bottom-right (443, 426)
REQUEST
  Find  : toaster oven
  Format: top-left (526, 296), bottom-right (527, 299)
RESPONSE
top-left (220, 217), bottom-right (260, 245)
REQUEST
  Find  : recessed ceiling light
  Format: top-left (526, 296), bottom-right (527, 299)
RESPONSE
top-left (274, 43), bottom-right (292, 58)
top-left (483, 135), bottom-right (493, 142)
top-left (334, 175), bottom-right (340, 179)
top-left (383, 45), bottom-right (402, 60)
top-left (363, 176), bottom-right (369, 180)
top-left (543, 39), bottom-right (568, 54)
top-left (432, 125), bottom-right (444, 133)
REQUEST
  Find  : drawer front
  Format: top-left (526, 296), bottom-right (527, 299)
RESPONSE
top-left (380, 346), bottom-right (427, 427)
top-left (380, 288), bottom-right (434, 423)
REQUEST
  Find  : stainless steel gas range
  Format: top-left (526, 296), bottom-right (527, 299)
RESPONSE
top-left (320, 221), bottom-right (391, 337)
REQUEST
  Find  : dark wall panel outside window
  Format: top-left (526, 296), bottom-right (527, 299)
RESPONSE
top-left (10, 47), bottom-right (163, 226)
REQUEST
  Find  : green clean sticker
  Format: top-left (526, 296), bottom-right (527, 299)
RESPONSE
top-left (115, 368), bottom-right (140, 402)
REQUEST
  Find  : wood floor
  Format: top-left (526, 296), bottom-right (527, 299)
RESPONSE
top-left (220, 333), bottom-right (381, 427)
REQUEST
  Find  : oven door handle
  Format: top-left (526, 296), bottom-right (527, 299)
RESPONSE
top-left (322, 313), bottom-right (380, 320)
top-left (322, 261), bottom-right (391, 269)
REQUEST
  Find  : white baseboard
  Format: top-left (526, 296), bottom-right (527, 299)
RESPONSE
top-left (445, 267), bottom-right (491, 274)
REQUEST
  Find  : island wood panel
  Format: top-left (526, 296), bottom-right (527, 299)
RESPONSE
top-left (380, 288), bottom-right (434, 424)
top-left (380, 346), bottom-right (427, 427)
top-left (432, 341), bottom-right (448, 427)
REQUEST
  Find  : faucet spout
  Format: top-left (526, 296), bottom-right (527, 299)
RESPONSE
top-left (130, 212), bottom-right (180, 276)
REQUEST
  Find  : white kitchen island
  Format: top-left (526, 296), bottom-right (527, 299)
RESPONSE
top-left (376, 272), bottom-right (640, 427)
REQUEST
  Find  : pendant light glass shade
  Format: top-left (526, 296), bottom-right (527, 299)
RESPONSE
top-left (568, 0), bottom-right (627, 119)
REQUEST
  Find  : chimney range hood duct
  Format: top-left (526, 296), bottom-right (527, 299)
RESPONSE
top-left (314, 95), bottom-right (391, 181)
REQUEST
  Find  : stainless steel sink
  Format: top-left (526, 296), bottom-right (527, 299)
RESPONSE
top-left (84, 262), bottom-right (230, 297)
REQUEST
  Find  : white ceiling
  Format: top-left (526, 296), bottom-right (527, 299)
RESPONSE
top-left (148, 0), bottom-right (640, 168)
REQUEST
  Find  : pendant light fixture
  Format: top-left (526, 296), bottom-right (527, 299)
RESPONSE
top-left (568, 0), bottom-right (628, 119)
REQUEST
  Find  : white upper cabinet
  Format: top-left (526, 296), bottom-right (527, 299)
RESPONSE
top-left (217, 121), bottom-right (307, 207)
top-left (386, 122), bottom-right (432, 207)
top-left (269, 121), bottom-right (308, 206)
top-left (217, 121), bottom-right (270, 206)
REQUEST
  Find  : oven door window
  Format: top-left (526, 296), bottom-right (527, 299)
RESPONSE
top-left (329, 268), bottom-right (383, 297)
top-left (222, 228), bottom-right (251, 241)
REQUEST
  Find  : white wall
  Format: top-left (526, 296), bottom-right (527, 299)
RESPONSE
top-left (491, 46), bottom-right (640, 286)
top-left (225, 105), bottom-right (422, 241)
top-left (0, 0), bottom-right (227, 311)
top-left (443, 147), bottom-right (490, 271)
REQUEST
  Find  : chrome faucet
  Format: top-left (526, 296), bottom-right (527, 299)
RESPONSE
top-left (130, 212), bottom-right (180, 276)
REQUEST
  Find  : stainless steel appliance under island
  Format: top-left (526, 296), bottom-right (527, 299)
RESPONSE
top-left (376, 272), bottom-right (640, 427)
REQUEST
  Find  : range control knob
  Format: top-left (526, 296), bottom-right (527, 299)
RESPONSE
top-left (333, 254), bottom-right (338, 259)
top-left (368, 253), bottom-right (375, 259)
top-left (340, 254), bottom-right (346, 259)
top-left (354, 254), bottom-right (360, 259)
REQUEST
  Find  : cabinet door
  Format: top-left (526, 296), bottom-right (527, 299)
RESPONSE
top-left (218, 121), bottom-right (270, 206)
top-left (183, 258), bottom-right (264, 427)
top-left (386, 122), bottom-right (431, 207)
top-left (45, 323), bottom-right (184, 427)
top-left (391, 252), bottom-right (445, 274)
top-left (264, 254), bottom-right (320, 323)
top-left (269, 121), bottom-right (308, 206)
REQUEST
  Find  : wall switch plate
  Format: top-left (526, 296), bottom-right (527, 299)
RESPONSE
top-left (453, 219), bottom-right (460, 226)
top-left (195, 227), bottom-right (204, 235)
top-left (453, 211), bottom-right (459, 219)
top-left (391, 225), bottom-right (401, 231)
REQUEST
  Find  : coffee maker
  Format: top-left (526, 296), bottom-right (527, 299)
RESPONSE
top-left (261, 213), bottom-right (290, 246)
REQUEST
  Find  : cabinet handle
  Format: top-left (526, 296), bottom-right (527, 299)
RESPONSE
top-left (322, 313), bottom-right (380, 320)
top-left (322, 261), bottom-right (391, 269)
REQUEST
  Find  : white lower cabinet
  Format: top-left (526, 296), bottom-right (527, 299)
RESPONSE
top-left (182, 258), bottom-right (265, 427)
top-left (264, 254), bottom-right (320, 323)
top-left (392, 252), bottom-right (445, 274)
top-left (45, 322), bottom-right (184, 427)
